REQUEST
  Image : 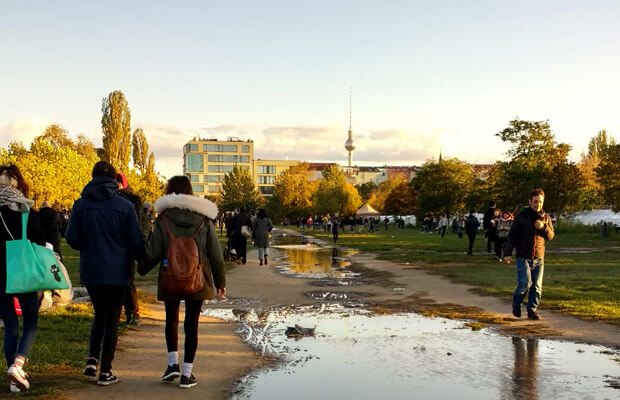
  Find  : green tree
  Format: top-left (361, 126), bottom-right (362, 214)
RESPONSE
top-left (579, 130), bottom-right (616, 208)
top-left (383, 182), bottom-right (417, 215)
top-left (494, 119), bottom-right (584, 212)
top-left (596, 144), bottom-right (620, 209)
top-left (355, 181), bottom-right (377, 203)
top-left (413, 158), bottom-right (473, 217)
top-left (220, 165), bottom-right (263, 212)
top-left (101, 90), bottom-right (132, 172)
top-left (313, 165), bottom-right (361, 216)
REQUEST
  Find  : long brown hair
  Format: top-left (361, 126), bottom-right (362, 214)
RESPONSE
top-left (0, 164), bottom-right (29, 197)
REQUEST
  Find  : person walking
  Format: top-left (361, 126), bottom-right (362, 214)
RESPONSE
top-left (65, 161), bottom-right (145, 386)
top-left (489, 208), bottom-right (501, 260)
top-left (495, 211), bottom-right (513, 261)
top-left (138, 175), bottom-right (225, 388)
top-left (38, 200), bottom-right (63, 259)
top-left (116, 173), bottom-right (143, 326)
top-left (464, 210), bottom-right (480, 255)
top-left (331, 214), bottom-right (341, 242)
top-left (504, 188), bottom-right (554, 320)
top-left (439, 215), bottom-right (449, 238)
top-left (253, 209), bottom-right (273, 265)
top-left (231, 207), bottom-right (252, 265)
top-left (0, 165), bottom-right (46, 393)
top-left (483, 201), bottom-right (496, 253)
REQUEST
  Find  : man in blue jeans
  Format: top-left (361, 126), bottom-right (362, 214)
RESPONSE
top-left (503, 188), bottom-right (554, 320)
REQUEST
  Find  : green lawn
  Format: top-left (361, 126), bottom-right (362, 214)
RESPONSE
top-left (297, 225), bottom-right (620, 324)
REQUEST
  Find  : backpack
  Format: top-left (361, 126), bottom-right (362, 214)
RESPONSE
top-left (159, 213), bottom-right (206, 295)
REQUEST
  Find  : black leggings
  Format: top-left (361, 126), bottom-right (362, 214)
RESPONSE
top-left (164, 300), bottom-right (204, 363)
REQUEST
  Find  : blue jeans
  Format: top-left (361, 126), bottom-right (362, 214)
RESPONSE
top-left (513, 258), bottom-right (544, 312)
top-left (0, 292), bottom-right (39, 367)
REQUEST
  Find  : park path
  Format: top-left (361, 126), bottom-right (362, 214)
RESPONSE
top-left (65, 243), bottom-right (619, 399)
top-left (65, 298), bottom-right (266, 400)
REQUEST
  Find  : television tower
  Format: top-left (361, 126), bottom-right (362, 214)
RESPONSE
top-left (344, 88), bottom-right (356, 169)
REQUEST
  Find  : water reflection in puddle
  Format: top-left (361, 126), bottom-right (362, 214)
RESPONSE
top-left (222, 310), bottom-right (619, 400)
top-left (271, 232), bottom-right (357, 279)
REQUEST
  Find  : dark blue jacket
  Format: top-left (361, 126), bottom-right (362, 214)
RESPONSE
top-left (65, 176), bottom-right (145, 286)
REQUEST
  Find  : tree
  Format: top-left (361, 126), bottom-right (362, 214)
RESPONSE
top-left (74, 135), bottom-right (98, 159)
top-left (596, 144), bottom-right (620, 210)
top-left (101, 90), bottom-right (132, 172)
top-left (355, 181), bottom-right (377, 203)
top-left (272, 163), bottom-right (316, 217)
top-left (494, 119), bottom-right (584, 212)
top-left (413, 158), bottom-right (473, 217)
top-left (219, 165), bottom-right (263, 212)
top-left (38, 124), bottom-right (74, 148)
top-left (383, 182), bottom-right (417, 215)
top-left (132, 128), bottom-right (149, 174)
top-left (313, 165), bottom-right (361, 216)
top-left (578, 130), bottom-right (616, 208)
top-left (368, 177), bottom-right (407, 213)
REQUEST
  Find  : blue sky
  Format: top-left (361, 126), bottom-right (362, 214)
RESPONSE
top-left (1, 1), bottom-right (619, 177)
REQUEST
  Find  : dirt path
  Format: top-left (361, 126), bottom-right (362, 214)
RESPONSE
top-left (66, 238), bottom-right (619, 399)
top-left (65, 300), bottom-right (266, 400)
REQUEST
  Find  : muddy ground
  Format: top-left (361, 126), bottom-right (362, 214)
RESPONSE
top-left (65, 234), bottom-right (619, 399)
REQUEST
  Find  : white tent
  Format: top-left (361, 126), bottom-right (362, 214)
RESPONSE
top-left (356, 203), bottom-right (380, 217)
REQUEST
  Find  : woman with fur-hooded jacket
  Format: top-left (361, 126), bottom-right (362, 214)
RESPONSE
top-left (138, 176), bottom-right (225, 389)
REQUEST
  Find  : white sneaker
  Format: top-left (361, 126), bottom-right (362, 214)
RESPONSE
top-left (9, 380), bottom-right (21, 393)
top-left (7, 364), bottom-right (29, 391)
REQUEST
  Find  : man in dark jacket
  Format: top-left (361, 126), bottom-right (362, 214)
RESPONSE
top-left (482, 201), bottom-right (496, 253)
top-left (116, 173), bottom-right (142, 326)
top-left (65, 161), bottom-right (145, 386)
top-left (504, 188), bottom-right (554, 320)
top-left (38, 201), bottom-right (62, 259)
top-left (464, 210), bottom-right (480, 255)
top-left (231, 207), bottom-right (252, 265)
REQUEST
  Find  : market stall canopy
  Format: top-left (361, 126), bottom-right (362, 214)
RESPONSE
top-left (356, 203), bottom-right (380, 216)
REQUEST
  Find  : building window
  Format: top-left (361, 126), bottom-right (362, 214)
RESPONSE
top-left (258, 165), bottom-right (275, 174)
top-left (204, 175), bottom-right (222, 182)
top-left (192, 184), bottom-right (204, 193)
top-left (189, 175), bottom-right (199, 182)
top-left (208, 155), bottom-right (249, 163)
top-left (208, 185), bottom-right (221, 193)
top-left (207, 165), bottom-right (235, 173)
top-left (186, 154), bottom-right (204, 172)
top-left (258, 176), bottom-right (275, 184)
top-left (204, 144), bottom-right (237, 152)
top-left (259, 186), bottom-right (274, 195)
top-left (241, 145), bottom-right (250, 153)
top-left (185, 143), bottom-right (199, 152)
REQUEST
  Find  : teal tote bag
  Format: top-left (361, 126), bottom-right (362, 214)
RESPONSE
top-left (3, 210), bottom-right (69, 293)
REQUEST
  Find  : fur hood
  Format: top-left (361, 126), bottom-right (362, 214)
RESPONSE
top-left (154, 193), bottom-right (218, 219)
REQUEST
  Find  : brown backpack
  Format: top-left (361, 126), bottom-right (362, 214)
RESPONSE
top-left (159, 213), bottom-right (206, 295)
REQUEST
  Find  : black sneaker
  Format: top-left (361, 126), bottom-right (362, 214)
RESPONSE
top-left (527, 311), bottom-right (541, 320)
top-left (512, 304), bottom-right (521, 318)
top-left (97, 373), bottom-right (118, 386)
top-left (83, 357), bottom-right (98, 377)
top-left (162, 364), bottom-right (180, 382)
top-left (179, 374), bottom-right (197, 388)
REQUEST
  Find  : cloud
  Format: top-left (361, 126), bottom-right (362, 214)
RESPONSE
top-left (0, 119), bottom-right (51, 148)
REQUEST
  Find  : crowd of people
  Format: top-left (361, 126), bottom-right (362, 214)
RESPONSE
top-left (0, 159), bottom-right (555, 393)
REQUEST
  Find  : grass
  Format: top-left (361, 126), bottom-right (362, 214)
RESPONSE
top-left (297, 225), bottom-right (620, 324)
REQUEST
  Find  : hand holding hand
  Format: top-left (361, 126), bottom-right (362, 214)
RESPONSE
top-left (504, 256), bottom-right (511, 264)
top-left (534, 220), bottom-right (545, 229)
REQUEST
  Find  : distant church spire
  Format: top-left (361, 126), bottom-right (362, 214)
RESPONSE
top-left (344, 87), bottom-right (356, 169)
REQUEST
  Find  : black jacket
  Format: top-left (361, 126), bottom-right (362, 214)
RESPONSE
top-left (231, 211), bottom-right (251, 243)
top-left (465, 214), bottom-right (480, 234)
top-left (38, 206), bottom-right (62, 255)
top-left (483, 207), bottom-right (495, 230)
top-left (504, 207), bottom-right (554, 259)
top-left (65, 176), bottom-right (145, 286)
top-left (0, 207), bottom-right (46, 295)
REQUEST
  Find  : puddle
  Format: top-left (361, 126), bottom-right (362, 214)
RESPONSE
top-left (215, 308), bottom-right (620, 400)
top-left (270, 232), bottom-right (358, 280)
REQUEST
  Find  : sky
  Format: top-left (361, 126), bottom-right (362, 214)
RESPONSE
top-left (1, 0), bottom-right (619, 178)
